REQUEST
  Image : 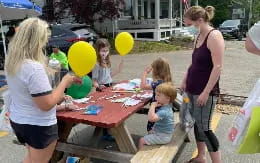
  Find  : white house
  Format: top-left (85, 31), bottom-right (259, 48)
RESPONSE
top-left (95, 0), bottom-right (185, 41)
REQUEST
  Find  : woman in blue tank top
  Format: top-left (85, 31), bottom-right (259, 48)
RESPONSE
top-left (181, 6), bottom-right (224, 163)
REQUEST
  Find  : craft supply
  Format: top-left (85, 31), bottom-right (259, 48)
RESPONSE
top-left (111, 97), bottom-right (130, 103)
top-left (73, 107), bottom-right (87, 111)
top-left (97, 95), bottom-right (107, 100)
top-left (66, 156), bottom-right (80, 163)
top-left (83, 105), bottom-right (103, 115)
top-left (105, 94), bottom-right (120, 100)
top-left (124, 98), bottom-right (141, 106)
top-left (112, 90), bottom-right (143, 93)
top-left (73, 97), bottom-right (90, 103)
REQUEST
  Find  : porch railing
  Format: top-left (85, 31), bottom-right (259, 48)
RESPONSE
top-left (117, 18), bottom-right (177, 30)
top-left (159, 19), bottom-right (177, 28)
top-left (117, 19), bottom-right (156, 30)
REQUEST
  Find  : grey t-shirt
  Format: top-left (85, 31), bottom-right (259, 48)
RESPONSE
top-left (92, 63), bottom-right (112, 85)
top-left (6, 60), bottom-right (56, 126)
top-left (153, 104), bottom-right (174, 134)
top-left (249, 21), bottom-right (260, 50)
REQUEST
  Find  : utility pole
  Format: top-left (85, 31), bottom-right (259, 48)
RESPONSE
top-left (248, 0), bottom-right (253, 29)
top-left (195, 0), bottom-right (198, 6)
top-left (180, 0), bottom-right (182, 28)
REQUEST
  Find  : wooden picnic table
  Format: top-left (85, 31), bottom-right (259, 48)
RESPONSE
top-left (51, 86), bottom-right (151, 163)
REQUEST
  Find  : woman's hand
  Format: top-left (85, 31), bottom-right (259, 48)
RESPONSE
top-left (197, 91), bottom-right (209, 107)
top-left (61, 74), bottom-right (82, 88)
top-left (64, 95), bottom-right (73, 101)
top-left (180, 80), bottom-right (186, 92)
top-left (67, 103), bottom-right (79, 110)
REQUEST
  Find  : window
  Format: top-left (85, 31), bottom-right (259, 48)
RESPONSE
top-left (137, 32), bottom-right (154, 39)
top-left (124, 0), bottom-right (133, 16)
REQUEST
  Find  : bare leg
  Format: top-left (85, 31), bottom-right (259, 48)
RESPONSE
top-left (138, 137), bottom-right (146, 150)
top-left (196, 141), bottom-right (207, 162)
top-left (188, 142), bottom-right (206, 163)
top-left (28, 140), bottom-right (57, 163)
top-left (209, 150), bottom-right (221, 163)
top-left (23, 144), bottom-right (31, 163)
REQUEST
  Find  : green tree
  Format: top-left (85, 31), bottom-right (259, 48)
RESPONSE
top-left (198, 0), bottom-right (233, 27)
top-left (252, 0), bottom-right (260, 23)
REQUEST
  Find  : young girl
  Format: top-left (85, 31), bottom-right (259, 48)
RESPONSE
top-left (92, 38), bottom-right (123, 91)
top-left (140, 57), bottom-right (173, 133)
top-left (92, 38), bottom-right (123, 140)
top-left (138, 83), bottom-right (177, 149)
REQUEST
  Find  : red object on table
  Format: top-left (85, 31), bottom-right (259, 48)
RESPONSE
top-left (57, 87), bottom-right (150, 128)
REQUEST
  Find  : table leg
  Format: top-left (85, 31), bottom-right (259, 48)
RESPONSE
top-left (109, 123), bottom-right (137, 154)
top-left (50, 120), bottom-right (74, 163)
top-left (89, 127), bottom-right (103, 147)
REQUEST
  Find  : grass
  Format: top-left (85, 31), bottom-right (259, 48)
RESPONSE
top-left (109, 38), bottom-right (184, 55)
top-left (130, 41), bottom-right (181, 54)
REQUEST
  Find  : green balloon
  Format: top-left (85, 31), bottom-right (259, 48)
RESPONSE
top-left (66, 75), bottom-right (92, 99)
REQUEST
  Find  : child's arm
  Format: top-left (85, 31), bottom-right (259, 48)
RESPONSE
top-left (148, 102), bottom-right (160, 122)
top-left (111, 60), bottom-right (124, 77)
top-left (140, 65), bottom-right (152, 90)
top-left (92, 79), bottom-right (99, 88)
top-left (92, 64), bottom-right (100, 88)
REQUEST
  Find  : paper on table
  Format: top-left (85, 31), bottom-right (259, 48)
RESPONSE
top-left (111, 97), bottom-right (130, 103)
top-left (124, 98), bottom-right (141, 106)
top-left (73, 97), bottom-right (90, 103)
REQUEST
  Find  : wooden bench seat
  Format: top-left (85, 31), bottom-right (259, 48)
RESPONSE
top-left (131, 123), bottom-right (190, 163)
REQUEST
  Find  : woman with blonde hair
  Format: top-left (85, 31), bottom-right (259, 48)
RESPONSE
top-left (5, 18), bottom-right (80, 163)
top-left (181, 6), bottom-right (224, 163)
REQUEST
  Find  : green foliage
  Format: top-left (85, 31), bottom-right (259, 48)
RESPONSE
top-left (169, 36), bottom-right (194, 49)
top-left (198, 0), bottom-right (233, 27)
top-left (252, 0), bottom-right (260, 24)
top-left (108, 38), bottom-right (182, 54)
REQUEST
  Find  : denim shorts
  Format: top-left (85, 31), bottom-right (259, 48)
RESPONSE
top-left (144, 132), bottom-right (172, 145)
top-left (10, 120), bottom-right (58, 149)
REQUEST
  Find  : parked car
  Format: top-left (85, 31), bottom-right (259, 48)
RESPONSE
top-left (219, 19), bottom-right (248, 41)
top-left (46, 23), bottom-right (99, 55)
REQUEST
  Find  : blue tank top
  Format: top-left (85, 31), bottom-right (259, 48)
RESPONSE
top-left (186, 29), bottom-right (220, 95)
top-left (151, 80), bottom-right (163, 102)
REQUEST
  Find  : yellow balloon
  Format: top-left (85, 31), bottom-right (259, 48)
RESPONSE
top-left (68, 41), bottom-right (97, 77)
top-left (115, 32), bottom-right (134, 56)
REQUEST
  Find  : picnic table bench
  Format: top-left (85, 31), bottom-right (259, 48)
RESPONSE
top-left (131, 93), bottom-right (191, 163)
top-left (131, 123), bottom-right (190, 163)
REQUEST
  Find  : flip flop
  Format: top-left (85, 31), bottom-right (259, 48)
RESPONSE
top-left (186, 158), bottom-right (205, 163)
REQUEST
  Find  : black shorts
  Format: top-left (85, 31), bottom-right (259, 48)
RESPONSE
top-left (10, 120), bottom-right (58, 149)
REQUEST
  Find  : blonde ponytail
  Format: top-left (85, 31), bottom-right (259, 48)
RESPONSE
top-left (184, 5), bottom-right (215, 22)
top-left (205, 6), bottom-right (215, 21)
